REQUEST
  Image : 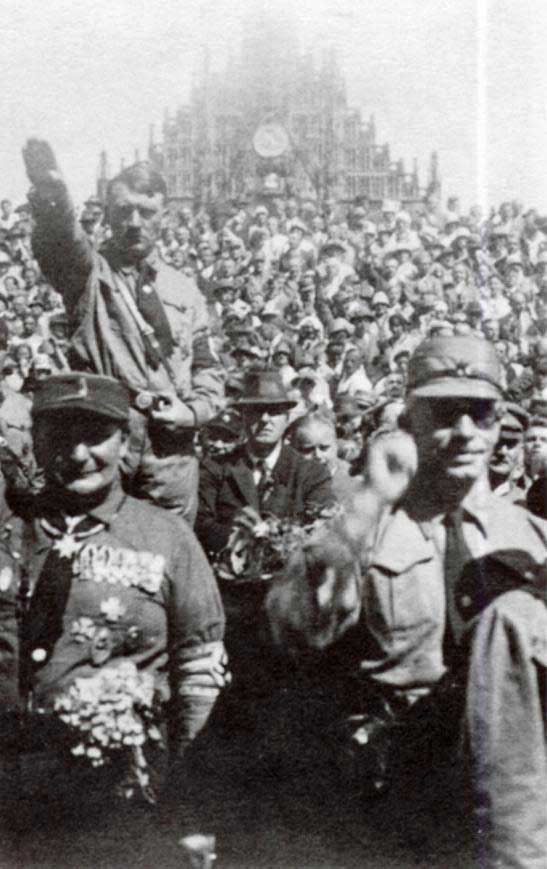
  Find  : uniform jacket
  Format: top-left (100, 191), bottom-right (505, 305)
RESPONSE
top-left (0, 483), bottom-right (225, 754)
top-left (31, 192), bottom-right (223, 425)
top-left (196, 443), bottom-right (333, 558)
top-left (358, 486), bottom-right (547, 689)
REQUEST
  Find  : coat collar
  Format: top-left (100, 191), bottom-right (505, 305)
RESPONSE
top-left (226, 444), bottom-right (297, 508)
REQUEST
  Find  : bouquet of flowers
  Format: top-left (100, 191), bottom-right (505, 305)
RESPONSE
top-left (213, 504), bottom-right (343, 584)
top-left (54, 661), bottom-right (164, 803)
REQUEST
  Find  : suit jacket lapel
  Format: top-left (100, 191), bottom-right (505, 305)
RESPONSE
top-left (264, 446), bottom-right (293, 514)
top-left (229, 455), bottom-right (260, 510)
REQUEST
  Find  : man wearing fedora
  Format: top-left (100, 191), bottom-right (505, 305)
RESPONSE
top-left (195, 367), bottom-right (334, 792)
top-left (196, 368), bottom-right (333, 562)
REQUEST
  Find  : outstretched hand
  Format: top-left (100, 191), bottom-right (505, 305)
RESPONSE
top-left (22, 138), bottom-right (63, 189)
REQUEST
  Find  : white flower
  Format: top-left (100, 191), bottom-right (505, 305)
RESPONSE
top-left (70, 616), bottom-right (97, 642)
top-left (100, 597), bottom-right (126, 623)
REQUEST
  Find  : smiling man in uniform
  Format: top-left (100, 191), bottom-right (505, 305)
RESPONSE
top-left (271, 335), bottom-right (547, 867)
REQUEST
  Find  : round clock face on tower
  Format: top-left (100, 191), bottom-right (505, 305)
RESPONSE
top-left (253, 123), bottom-right (290, 158)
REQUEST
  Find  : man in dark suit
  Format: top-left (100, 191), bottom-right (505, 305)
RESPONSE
top-left (196, 368), bottom-right (333, 560)
top-left (195, 368), bottom-right (334, 783)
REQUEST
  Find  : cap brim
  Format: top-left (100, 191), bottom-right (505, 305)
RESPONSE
top-left (235, 398), bottom-right (297, 410)
top-left (410, 378), bottom-right (502, 400)
top-left (33, 399), bottom-right (128, 421)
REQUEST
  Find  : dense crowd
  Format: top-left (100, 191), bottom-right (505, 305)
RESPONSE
top-left (1, 164), bottom-right (547, 869)
top-left (3, 190), bottom-right (547, 500)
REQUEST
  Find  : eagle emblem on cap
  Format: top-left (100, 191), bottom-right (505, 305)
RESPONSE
top-left (454, 361), bottom-right (472, 377)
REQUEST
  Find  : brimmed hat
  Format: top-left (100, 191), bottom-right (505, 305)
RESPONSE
top-left (407, 336), bottom-right (503, 399)
top-left (235, 369), bottom-right (297, 409)
top-left (321, 240), bottom-right (346, 257)
top-left (32, 374), bottom-right (130, 421)
top-left (500, 403), bottom-right (528, 439)
top-left (329, 317), bottom-right (354, 336)
top-left (291, 367), bottom-right (319, 386)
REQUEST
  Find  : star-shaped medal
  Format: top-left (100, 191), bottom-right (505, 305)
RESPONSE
top-left (53, 535), bottom-right (83, 559)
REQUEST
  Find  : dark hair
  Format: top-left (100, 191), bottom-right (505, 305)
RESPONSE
top-left (106, 162), bottom-right (167, 202)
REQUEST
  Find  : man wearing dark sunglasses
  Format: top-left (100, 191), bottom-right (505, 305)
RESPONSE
top-left (272, 335), bottom-right (547, 867)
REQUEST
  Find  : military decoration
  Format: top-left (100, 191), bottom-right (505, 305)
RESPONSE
top-left (75, 543), bottom-right (165, 595)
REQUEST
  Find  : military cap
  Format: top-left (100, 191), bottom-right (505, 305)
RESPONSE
top-left (407, 335), bottom-right (503, 399)
top-left (205, 408), bottom-right (244, 439)
top-left (32, 374), bottom-right (130, 421)
top-left (500, 403), bottom-right (528, 439)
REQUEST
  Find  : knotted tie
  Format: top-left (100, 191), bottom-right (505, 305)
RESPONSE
top-left (443, 507), bottom-right (473, 662)
top-left (256, 460), bottom-right (274, 510)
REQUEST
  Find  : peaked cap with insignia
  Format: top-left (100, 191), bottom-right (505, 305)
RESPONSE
top-left (32, 374), bottom-right (130, 421)
top-left (407, 336), bottom-right (503, 400)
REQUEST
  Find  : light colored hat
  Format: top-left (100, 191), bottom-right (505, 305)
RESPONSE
top-left (372, 291), bottom-right (390, 307)
top-left (329, 317), bottom-right (354, 336)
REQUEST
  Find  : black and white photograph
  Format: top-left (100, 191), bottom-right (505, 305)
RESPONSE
top-left (0, 1), bottom-right (545, 866)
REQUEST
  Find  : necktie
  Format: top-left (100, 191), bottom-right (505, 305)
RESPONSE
top-left (134, 263), bottom-right (176, 365)
top-left (443, 507), bottom-right (473, 662)
top-left (22, 515), bottom-right (104, 689)
top-left (256, 460), bottom-right (273, 510)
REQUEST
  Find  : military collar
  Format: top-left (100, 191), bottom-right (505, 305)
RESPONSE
top-left (401, 475), bottom-right (493, 538)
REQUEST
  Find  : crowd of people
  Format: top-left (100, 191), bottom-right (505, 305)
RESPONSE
top-left (0, 141), bottom-right (546, 868)
top-left (4, 185), bottom-right (547, 491)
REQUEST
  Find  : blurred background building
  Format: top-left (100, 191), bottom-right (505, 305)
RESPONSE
top-left (97, 16), bottom-right (441, 212)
